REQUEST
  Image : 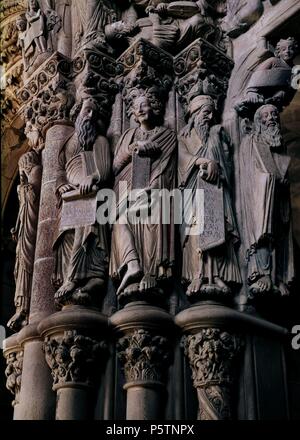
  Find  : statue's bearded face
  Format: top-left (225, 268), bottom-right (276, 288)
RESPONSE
top-left (75, 100), bottom-right (98, 150)
top-left (133, 96), bottom-right (153, 125)
top-left (194, 104), bottom-right (214, 145)
top-left (257, 106), bottom-right (282, 148)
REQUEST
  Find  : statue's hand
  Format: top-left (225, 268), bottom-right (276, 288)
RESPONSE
top-left (246, 91), bottom-right (264, 104)
top-left (156, 3), bottom-right (168, 15)
top-left (204, 160), bottom-right (219, 183)
top-left (135, 141), bottom-right (159, 157)
top-left (58, 184), bottom-right (74, 196)
top-left (80, 176), bottom-right (97, 196)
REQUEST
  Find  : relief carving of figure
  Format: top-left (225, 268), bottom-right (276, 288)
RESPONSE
top-left (179, 95), bottom-right (241, 299)
top-left (8, 151), bottom-right (42, 331)
top-left (110, 87), bottom-right (177, 301)
top-left (106, 1), bottom-right (225, 54)
top-left (243, 38), bottom-right (299, 109)
top-left (52, 97), bottom-right (111, 306)
top-left (240, 105), bottom-right (294, 298)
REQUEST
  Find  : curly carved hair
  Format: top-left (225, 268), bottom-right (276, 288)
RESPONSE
top-left (275, 37), bottom-right (299, 57)
top-left (127, 87), bottom-right (166, 125)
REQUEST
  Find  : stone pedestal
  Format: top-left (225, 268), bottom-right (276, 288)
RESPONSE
top-left (176, 303), bottom-right (288, 420)
top-left (38, 306), bottom-right (109, 420)
top-left (111, 302), bottom-right (175, 420)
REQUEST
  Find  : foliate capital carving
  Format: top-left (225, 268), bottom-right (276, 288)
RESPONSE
top-left (174, 38), bottom-right (234, 115)
top-left (4, 349), bottom-right (24, 407)
top-left (117, 330), bottom-right (173, 385)
top-left (43, 331), bottom-right (108, 389)
top-left (183, 329), bottom-right (243, 388)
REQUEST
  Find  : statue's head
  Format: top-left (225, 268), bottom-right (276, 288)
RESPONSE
top-left (18, 150), bottom-right (40, 179)
top-left (186, 95), bottom-right (215, 143)
top-left (254, 104), bottom-right (282, 148)
top-left (275, 37), bottom-right (298, 64)
top-left (16, 16), bottom-right (27, 32)
top-left (130, 87), bottom-right (165, 127)
top-left (71, 97), bottom-right (102, 149)
top-left (28, 0), bottom-right (39, 11)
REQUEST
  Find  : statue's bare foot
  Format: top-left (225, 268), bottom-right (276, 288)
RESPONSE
top-left (187, 278), bottom-right (202, 296)
top-left (139, 274), bottom-right (157, 292)
top-left (80, 277), bottom-right (105, 294)
top-left (278, 281), bottom-right (290, 297)
top-left (117, 260), bottom-right (143, 295)
top-left (55, 281), bottom-right (78, 301)
top-left (214, 277), bottom-right (231, 294)
top-left (7, 312), bottom-right (28, 332)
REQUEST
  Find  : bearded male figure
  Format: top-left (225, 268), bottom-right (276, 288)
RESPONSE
top-left (52, 97), bottom-right (111, 305)
top-left (110, 88), bottom-right (177, 300)
top-left (179, 95), bottom-right (241, 298)
top-left (240, 104), bottom-right (294, 297)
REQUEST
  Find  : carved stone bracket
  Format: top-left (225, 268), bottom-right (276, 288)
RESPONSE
top-left (183, 329), bottom-right (243, 420)
top-left (174, 38), bottom-right (234, 116)
top-left (3, 335), bottom-right (23, 408)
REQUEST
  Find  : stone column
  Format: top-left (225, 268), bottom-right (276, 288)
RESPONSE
top-left (38, 306), bottom-right (109, 420)
top-left (111, 302), bottom-right (175, 420)
top-left (176, 303), bottom-right (244, 420)
top-left (14, 53), bottom-right (74, 420)
top-left (3, 335), bottom-right (23, 419)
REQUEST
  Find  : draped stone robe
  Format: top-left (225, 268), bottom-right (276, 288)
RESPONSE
top-left (240, 134), bottom-right (294, 287)
top-left (53, 130), bottom-right (111, 288)
top-left (178, 125), bottom-right (241, 285)
top-left (110, 126), bottom-right (177, 284)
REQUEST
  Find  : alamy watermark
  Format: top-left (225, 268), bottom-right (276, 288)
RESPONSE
top-left (291, 325), bottom-right (300, 350)
top-left (96, 182), bottom-right (205, 236)
top-left (291, 65), bottom-right (300, 90)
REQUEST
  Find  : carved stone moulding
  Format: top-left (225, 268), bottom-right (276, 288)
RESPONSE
top-left (111, 302), bottom-right (175, 419)
top-left (174, 38), bottom-right (234, 114)
top-left (3, 334), bottom-right (23, 408)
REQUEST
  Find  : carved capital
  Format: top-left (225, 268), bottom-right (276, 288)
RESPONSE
top-left (174, 38), bottom-right (234, 115)
top-left (72, 48), bottom-right (118, 127)
top-left (4, 349), bottom-right (24, 407)
top-left (43, 330), bottom-right (108, 390)
top-left (18, 52), bottom-right (74, 143)
top-left (183, 329), bottom-right (243, 420)
top-left (117, 39), bottom-right (174, 112)
top-left (117, 329), bottom-right (173, 386)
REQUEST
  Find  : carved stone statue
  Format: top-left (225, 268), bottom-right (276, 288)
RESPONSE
top-left (72, 0), bottom-right (116, 53)
top-left (8, 151), bottom-right (42, 331)
top-left (16, 16), bottom-right (29, 70)
top-left (52, 97), bottom-right (111, 306)
top-left (25, 0), bottom-right (47, 54)
top-left (179, 95), bottom-right (241, 299)
top-left (222, 0), bottom-right (265, 37)
top-left (240, 104), bottom-right (295, 298)
top-left (106, 0), bottom-right (225, 54)
top-left (243, 37), bottom-right (299, 109)
top-left (110, 87), bottom-right (177, 301)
